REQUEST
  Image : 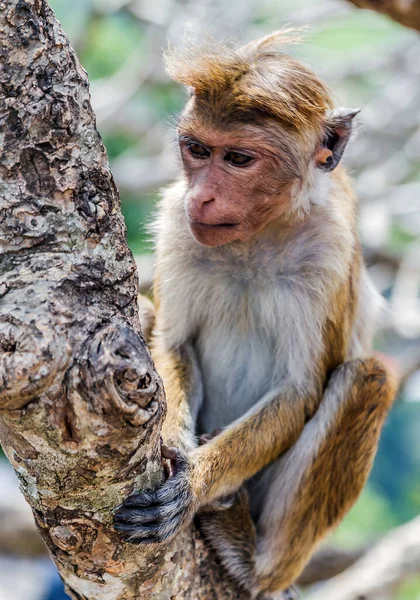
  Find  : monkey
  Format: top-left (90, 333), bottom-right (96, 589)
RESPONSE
top-left (137, 293), bottom-right (155, 343)
top-left (114, 31), bottom-right (397, 599)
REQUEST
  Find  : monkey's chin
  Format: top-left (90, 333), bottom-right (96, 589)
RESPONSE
top-left (189, 222), bottom-right (241, 247)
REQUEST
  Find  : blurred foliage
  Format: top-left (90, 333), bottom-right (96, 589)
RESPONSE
top-left (51, 1), bottom-right (416, 263)
top-left (399, 577), bottom-right (420, 600)
top-left (50, 0), bottom-right (417, 262)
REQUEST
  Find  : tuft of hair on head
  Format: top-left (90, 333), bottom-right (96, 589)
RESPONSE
top-left (239, 26), bottom-right (305, 56)
top-left (164, 28), bottom-right (334, 132)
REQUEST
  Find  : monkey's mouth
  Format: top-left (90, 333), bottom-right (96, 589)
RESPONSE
top-left (192, 221), bottom-right (239, 230)
top-left (190, 220), bottom-right (242, 247)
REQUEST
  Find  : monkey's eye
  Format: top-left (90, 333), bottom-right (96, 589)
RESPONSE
top-left (186, 142), bottom-right (210, 159)
top-left (224, 151), bottom-right (253, 167)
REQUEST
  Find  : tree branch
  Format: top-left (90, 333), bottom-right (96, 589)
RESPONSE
top-left (305, 517), bottom-right (420, 600)
top-left (298, 546), bottom-right (366, 586)
top-left (347, 0), bottom-right (420, 32)
top-left (0, 2), bottom-right (245, 598)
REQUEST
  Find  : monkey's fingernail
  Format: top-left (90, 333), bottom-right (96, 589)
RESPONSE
top-left (161, 445), bottom-right (180, 461)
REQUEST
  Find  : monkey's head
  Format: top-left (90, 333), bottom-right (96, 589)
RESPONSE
top-left (165, 31), bottom-right (359, 247)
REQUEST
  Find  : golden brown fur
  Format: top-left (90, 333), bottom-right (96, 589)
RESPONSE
top-left (114, 32), bottom-right (397, 600)
top-left (165, 30), bottom-right (333, 131)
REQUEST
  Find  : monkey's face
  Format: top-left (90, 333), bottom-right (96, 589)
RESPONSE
top-left (178, 120), bottom-right (304, 248)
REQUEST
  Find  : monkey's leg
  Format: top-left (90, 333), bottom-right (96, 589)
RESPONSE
top-left (198, 435), bottom-right (298, 599)
top-left (252, 357), bottom-right (396, 598)
top-left (198, 358), bottom-right (395, 599)
top-left (199, 490), bottom-right (298, 600)
top-left (199, 488), bottom-right (257, 591)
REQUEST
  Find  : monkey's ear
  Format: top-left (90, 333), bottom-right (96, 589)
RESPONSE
top-left (315, 108), bottom-right (360, 172)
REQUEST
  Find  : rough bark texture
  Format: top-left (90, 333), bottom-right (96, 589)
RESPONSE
top-left (347, 0), bottom-right (420, 31)
top-left (0, 1), bottom-right (245, 598)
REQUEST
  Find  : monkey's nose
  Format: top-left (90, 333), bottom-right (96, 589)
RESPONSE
top-left (190, 196), bottom-right (216, 221)
top-left (196, 196), bottom-right (216, 209)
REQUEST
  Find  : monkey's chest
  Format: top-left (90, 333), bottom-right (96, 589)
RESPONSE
top-left (195, 320), bottom-right (278, 434)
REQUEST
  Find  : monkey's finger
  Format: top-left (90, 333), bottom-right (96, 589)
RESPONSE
top-left (119, 491), bottom-right (162, 510)
top-left (121, 473), bottom-right (186, 507)
top-left (162, 457), bottom-right (176, 479)
top-left (119, 519), bottom-right (181, 544)
top-left (118, 490), bottom-right (161, 508)
top-left (116, 524), bottom-right (167, 545)
top-left (154, 477), bottom-right (190, 503)
top-left (114, 521), bottom-right (168, 538)
top-left (114, 522), bottom-right (148, 535)
top-left (161, 445), bottom-right (181, 461)
top-left (115, 499), bottom-right (184, 524)
top-left (122, 529), bottom-right (176, 545)
top-left (119, 476), bottom-right (188, 512)
top-left (114, 505), bottom-right (163, 523)
top-left (137, 482), bottom-right (184, 506)
top-left (161, 445), bottom-right (187, 477)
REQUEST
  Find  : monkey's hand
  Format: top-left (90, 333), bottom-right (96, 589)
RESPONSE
top-left (113, 446), bottom-right (199, 545)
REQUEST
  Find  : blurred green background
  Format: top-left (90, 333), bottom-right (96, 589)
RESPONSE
top-left (1, 1), bottom-right (420, 599)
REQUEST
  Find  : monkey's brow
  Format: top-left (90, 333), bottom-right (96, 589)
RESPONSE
top-left (178, 133), bottom-right (278, 156)
top-left (178, 134), bottom-right (202, 144)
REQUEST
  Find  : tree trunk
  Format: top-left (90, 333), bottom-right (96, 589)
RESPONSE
top-left (347, 0), bottom-right (420, 31)
top-left (0, 1), bottom-right (245, 598)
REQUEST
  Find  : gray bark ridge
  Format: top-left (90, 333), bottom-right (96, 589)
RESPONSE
top-left (0, 2), bottom-right (248, 598)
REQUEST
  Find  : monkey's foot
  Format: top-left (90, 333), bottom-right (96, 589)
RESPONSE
top-left (198, 492), bottom-right (237, 512)
top-left (198, 428), bottom-right (223, 445)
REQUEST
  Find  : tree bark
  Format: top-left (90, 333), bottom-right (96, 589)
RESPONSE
top-left (347, 0), bottom-right (420, 32)
top-left (0, 1), bottom-right (245, 598)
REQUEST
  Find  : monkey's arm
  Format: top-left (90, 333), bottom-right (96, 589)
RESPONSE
top-left (114, 385), bottom-right (312, 544)
top-left (137, 293), bottom-right (198, 451)
top-left (190, 390), bottom-right (311, 502)
top-left (152, 343), bottom-right (198, 452)
top-left (147, 267), bottom-right (202, 452)
top-left (137, 294), bottom-right (156, 343)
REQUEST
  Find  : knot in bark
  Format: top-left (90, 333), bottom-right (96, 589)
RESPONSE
top-left (76, 168), bottom-right (117, 227)
top-left (77, 323), bottom-right (161, 427)
top-left (20, 148), bottom-right (55, 197)
top-left (0, 198), bottom-right (56, 250)
top-left (50, 524), bottom-right (83, 552)
top-left (0, 313), bottom-right (70, 410)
